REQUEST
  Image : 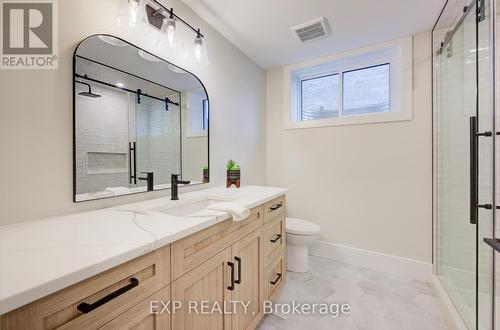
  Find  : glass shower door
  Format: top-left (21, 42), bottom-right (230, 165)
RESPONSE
top-left (434, 6), bottom-right (477, 326)
top-left (433, 1), bottom-right (494, 329)
top-left (135, 96), bottom-right (181, 189)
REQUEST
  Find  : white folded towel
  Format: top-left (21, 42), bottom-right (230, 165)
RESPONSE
top-left (207, 202), bottom-right (251, 221)
top-left (105, 186), bottom-right (132, 195)
top-left (189, 209), bottom-right (226, 218)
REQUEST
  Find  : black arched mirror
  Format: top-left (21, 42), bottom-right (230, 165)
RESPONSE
top-left (73, 35), bottom-right (209, 202)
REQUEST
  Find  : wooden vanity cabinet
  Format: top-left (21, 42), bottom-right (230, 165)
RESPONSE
top-left (171, 247), bottom-right (233, 330)
top-left (230, 228), bottom-right (264, 330)
top-left (171, 226), bottom-right (265, 330)
top-left (0, 195), bottom-right (286, 330)
top-left (0, 245), bottom-right (171, 330)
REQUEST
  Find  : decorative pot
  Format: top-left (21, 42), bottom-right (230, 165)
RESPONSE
top-left (226, 169), bottom-right (241, 188)
top-left (203, 169), bottom-right (209, 183)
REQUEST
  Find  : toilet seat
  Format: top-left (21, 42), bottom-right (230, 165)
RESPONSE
top-left (286, 217), bottom-right (321, 236)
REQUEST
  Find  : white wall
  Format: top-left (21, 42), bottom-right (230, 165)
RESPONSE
top-left (266, 32), bottom-right (432, 263)
top-left (0, 0), bottom-right (266, 225)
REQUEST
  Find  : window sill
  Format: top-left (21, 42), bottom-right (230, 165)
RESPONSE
top-left (284, 111), bottom-right (412, 130)
top-left (186, 131), bottom-right (208, 138)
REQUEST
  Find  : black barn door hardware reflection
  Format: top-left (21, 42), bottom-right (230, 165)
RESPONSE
top-left (469, 116), bottom-right (492, 224)
top-left (74, 73), bottom-right (179, 110)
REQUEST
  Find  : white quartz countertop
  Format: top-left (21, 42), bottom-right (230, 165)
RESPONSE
top-left (0, 185), bottom-right (287, 315)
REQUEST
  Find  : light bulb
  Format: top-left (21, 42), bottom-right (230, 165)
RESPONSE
top-left (194, 32), bottom-right (203, 62)
top-left (128, 0), bottom-right (139, 28)
top-left (164, 17), bottom-right (176, 48)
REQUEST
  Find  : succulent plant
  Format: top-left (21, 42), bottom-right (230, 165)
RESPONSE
top-left (226, 159), bottom-right (240, 171)
top-left (202, 165), bottom-right (208, 170)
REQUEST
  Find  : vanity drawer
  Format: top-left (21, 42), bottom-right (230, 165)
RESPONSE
top-left (264, 213), bottom-right (285, 261)
top-left (98, 285), bottom-right (170, 330)
top-left (265, 252), bottom-right (286, 301)
top-left (263, 195), bottom-right (285, 222)
top-left (171, 206), bottom-right (264, 280)
top-left (0, 245), bottom-right (170, 330)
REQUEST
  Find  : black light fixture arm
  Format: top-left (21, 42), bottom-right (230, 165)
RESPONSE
top-left (147, 0), bottom-right (204, 38)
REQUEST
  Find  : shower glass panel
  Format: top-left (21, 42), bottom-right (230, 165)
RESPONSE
top-left (433, 1), bottom-right (494, 329)
top-left (476, 0), bottom-right (494, 328)
top-left (135, 96), bottom-right (181, 189)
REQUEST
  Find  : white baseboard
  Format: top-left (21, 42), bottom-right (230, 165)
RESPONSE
top-left (309, 240), bottom-right (432, 282)
top-left (430, 275), bottom-right (469, 330)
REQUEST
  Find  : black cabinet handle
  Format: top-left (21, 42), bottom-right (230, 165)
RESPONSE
top-left (270, 234), bottom-right (282, 243)
top-left (234, 257), bottom-right (242, 284)
top-left (77, 278), bottom-right (139, 314)
top-left (270, 273), bottom-right (282, 285)
top-left (227, 262), bottom-right (235, 291)
top-left (270, 202), bottom-right (282, 211)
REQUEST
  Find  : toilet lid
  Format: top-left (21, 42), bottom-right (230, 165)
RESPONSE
top-left (286, 218), bottom-right (321, 236)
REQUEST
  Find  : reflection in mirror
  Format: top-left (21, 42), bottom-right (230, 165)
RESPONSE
top-left (74, 35), bottom-right (209, 202)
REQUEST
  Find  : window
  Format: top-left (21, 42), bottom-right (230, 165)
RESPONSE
top-left (285, 37), bottom-right (412, 128)
top-left (298, 63), bottom-right (390, 120)
top-left (342, 64), bottom-right (390, 116)
top-left (202, 99), bottom-right (209, 130)
top-left (186, 89), bottom-right (208, 137)
top-left (301, 74), bottom-right (339, 120)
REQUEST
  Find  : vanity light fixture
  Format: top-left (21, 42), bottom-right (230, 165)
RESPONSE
top-left (128, 0), bottom-right (140, 28)
top-left (145, 1), bottom-right (205, 61)
top-left (161, 8), bottom-right (176, 48)
top-left (194, 29), bottom-right (203, 62)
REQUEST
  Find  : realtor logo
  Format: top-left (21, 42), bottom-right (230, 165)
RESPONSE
top-left (1, 0), bottom-right (58, 69)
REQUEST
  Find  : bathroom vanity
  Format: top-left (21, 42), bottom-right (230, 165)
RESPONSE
top-left (0, 186), bottom-right (287, 330)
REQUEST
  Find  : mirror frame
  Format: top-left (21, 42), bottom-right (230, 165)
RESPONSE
top-left (72, 34), bottom-right (210, 202)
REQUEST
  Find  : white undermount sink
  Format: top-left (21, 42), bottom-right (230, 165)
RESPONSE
top-left (153, 196), bottom-right (234, 217)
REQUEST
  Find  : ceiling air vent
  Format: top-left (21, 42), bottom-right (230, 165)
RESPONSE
top-left (291, 17), bottom-right (330, 43)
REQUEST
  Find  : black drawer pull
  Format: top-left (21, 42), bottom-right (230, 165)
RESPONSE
top-left (270, 202), bottom-right (282, 211)
top-left (77, 278), bottom-right (139, 314)
top-left (227, 262), bottom-right (235, 291)
top-left (235, 256), bottom-right (242, 284)
top-left (270, 273), bottom-right (282, 285)
top-left (270, 234), bottom-right (282, 243)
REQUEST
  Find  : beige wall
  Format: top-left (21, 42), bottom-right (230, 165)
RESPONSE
top-left (266, 32), bottom-right (432, 262)
top-left (0, 0), bottom-right (266, 225)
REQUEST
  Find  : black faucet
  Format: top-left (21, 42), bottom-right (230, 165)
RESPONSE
top-left (171, 174), bottom-right (190, 200)
top-left (139, 172), bottom-right (154, 191)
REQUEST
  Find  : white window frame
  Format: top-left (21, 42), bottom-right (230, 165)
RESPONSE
top-left (284, 37), bottom-right (413, 129)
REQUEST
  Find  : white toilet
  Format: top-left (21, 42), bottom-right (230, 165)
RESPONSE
top-left (285, 217), bottom-right (321, 272)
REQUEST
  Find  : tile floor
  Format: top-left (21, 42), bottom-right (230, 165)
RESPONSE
top-left (258, 256), bottom-right (449, 330)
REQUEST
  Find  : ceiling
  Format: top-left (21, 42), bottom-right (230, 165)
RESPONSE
top-left (182, 0), bottom-right (447, 69)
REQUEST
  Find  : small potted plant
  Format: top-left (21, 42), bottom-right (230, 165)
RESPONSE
top-left (226, 159), bottom-right (241, 188)
top-left (202, 165), bottom-right (209, 183)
